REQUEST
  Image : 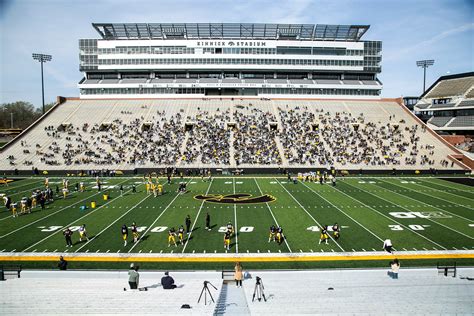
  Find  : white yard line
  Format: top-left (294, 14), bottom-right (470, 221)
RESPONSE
top-left (254, 178), bottom-right (292, 252)
top-left (364, 180), bottom-right (474, 240)
top-left (276, 179), bottom-right (345, 252)
top-left (129, 179), bottom-right (193, 253)
top-left (21, 179), bottom-right (133, 251)
top-left (376, 178), bottom-right (474, 223)
top-left (182, 179), bottom-right (213, 253)
top-left (0, 178), bottom-right (130, 239)
top-left (233, 177), bottom-right (239, 254)
top-left (75, 194), bottom-right (152, 253)
top-left (409, 181), bottom-right (474, 207)
top-left (301, 182), bottom-right (385, 243)
top-left (419, 178), bottom-right (474, 194)
top-left (341, 181), bottom-right (453, 248)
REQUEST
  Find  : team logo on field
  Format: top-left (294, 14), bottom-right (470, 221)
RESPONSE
top-left (194, 193), bottom-right (276, 204)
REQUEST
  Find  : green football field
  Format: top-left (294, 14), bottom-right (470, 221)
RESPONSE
top-left (0, 176), bottom-right (473, 257)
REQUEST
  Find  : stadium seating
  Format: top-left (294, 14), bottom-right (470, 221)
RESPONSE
top-left (429, 103), bottom-right (456, 109)
top-left (447, 116), bottom-right (474, 128)
top-left (428, 116), bottom-right (453, 127)
top-left (457, 99), bottom-right (474, 107)
top-left (0, 99), bottom-right (463, 170)
top-left (425, 77), bottom-right (474, 98)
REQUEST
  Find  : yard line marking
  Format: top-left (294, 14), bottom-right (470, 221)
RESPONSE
top-left (463, 247), bottom-right (468, 250)
top-left (423, 248), bottom-right (428, 251)
top-left (372, 248), bottom-right (376, 251)
top-left (43, 249), bottom-right (47, 253)
top-left (149, 250), bottom-right (152, 253)
top-left (377, 178), bottom-right (474, 223)
top-left (413, 248), bottom-right (417, 251)
top-left (416, 178), bottom-right (474, 197)
top-left (85, 250), bottom-right (89, 253)
top-left (233, 177), bottom-right (239, 254)
top-left (254, 178), bottom-right (292, 252)
top-left (371, 179), bottom-right (474, 240)
top-left (32, 249), bottom-right (36, 252)
top-left (21, 180), bottom-right (135, 252)
top-left (331, 249), bottom-right (334, 252)
top-left (131, 179), bottom-right (193, 254)
top-left (399, 179), bottom-right (474, 207)
top-left (106, 250), bottom-right (110, 253)
top-left (95, 250), bottom-right (100, 253)
top-left (276, 179), bottom-right (345, 251)
top-left (117, 250), bottom-right (120, 253)
top-left (75, 193), bottom-right (151, 253)
top-left (139, 250), bottom-right (142, 253)
top-left (1, 178), bottom-right (131, 239)
top-left (403, 248), bottom-right (407, 251)
top-left (342, 181), bottom-right (449, 249)
top-left (302, 182), bottom-right (385, 243)
top-left (362, 249), bottom-right (366, 251)
top-left (182, 179), bottom-right (213, 253)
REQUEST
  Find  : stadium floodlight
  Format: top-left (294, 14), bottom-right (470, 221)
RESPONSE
top-left (32, 53), bottom-right (53, 114)
top-left (416, 59), bottom-right (434, 94)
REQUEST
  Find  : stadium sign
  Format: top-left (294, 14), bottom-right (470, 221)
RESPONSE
top-left (196, 40), bottom-right (267, 47)
top-left (194, 193), bottom-right (276, 204)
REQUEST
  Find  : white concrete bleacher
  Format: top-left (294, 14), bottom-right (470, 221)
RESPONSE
top-left (241, 268), bottom-right (474, 315)
top-left (0, 98), bottom-right (464, 170)
top-left (1, 268), bottom-right (472, 315)
top-left (0, 270), bottom-right (222, 315)
top-left (425, 76), bottom-right (474, 99)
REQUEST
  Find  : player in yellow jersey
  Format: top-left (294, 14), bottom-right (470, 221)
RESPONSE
top-left (80, 182), bottom-right (85, 192)
top-left (177, 226), bottom-right (185, 245)
top-left (224, 231), bottom-right (231, 250)
top-left (131, 222), bottom-right (139, 243)
top-left (11, 202), bottom-right (18, 218)
top-left (121, 224), bottom-right (128, 246)
top-left (275, 226), bottom-right (284, 245)
top-left (152, 183), bottom-right (157, 197)
top-left (145, 182), bottom-right (151, 194)
top-left (31, 192), bottom-right (37, 209)
top-left (319, 226), bottom-right (329, 245)
top-left (44, 177), bottom-right (49, 188)
top-left (62, 187), bottom-right (68, 199)
top-left (226, 221), bottom-right (234, 236)
top-left (157, 183), bottom-right (163, 196)
top-left (268, 225), bottom-right (277, 242)
top-left (20, 197), bottom-right (27, 214)
top-left (168, 227), bottom-right (177, 247)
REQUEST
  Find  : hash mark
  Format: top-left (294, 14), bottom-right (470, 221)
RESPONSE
top-left (413, 248), bottom-right (417, 251)
top-left (85, 250), bottom-right (89, 253)
top-left (106, 250), bottom-right (110, 253)
top-left (160, 250), bottom-right (163, 254)
top-left (139, 250), bottom-right (142, 253)
top-left (149, 250), bottom-right (152, 253)
top-left (53, 249), bottom-right (58, 252)
top-left (362, 248), bottom-right (366, 251)
top-left (331, 249), bottom-right (334, 252)
top-left (117, 250), bottom-right (120, 253)
top-left (95, 250), bottom-right (100, 253)
top-left (403, 248), bottom-right (407, 251)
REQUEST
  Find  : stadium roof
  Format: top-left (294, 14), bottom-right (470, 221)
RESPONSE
top-left (92, 23), bottom-right (370, 41)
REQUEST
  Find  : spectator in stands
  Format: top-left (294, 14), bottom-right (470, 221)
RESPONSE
top-left (161, 271), bottom-right (176, 289)
top-left (57, 256), bottom-right (67, 270)
top-left (128, 264), bottom-right (139, 290)
top-left (234, 262), bottom-right (243, 288)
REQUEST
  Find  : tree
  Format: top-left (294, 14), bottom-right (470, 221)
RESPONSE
top-left (0, 101), bottom-right (42, 129)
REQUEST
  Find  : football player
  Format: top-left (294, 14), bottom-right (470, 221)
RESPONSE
top-left (268, 225), bottom-right (277, 242)
top-left (226, 221), bottom-right (234, 236)
top-left (20, 197), bottom-right (27, 214)
top-left (276, 226), bottom-right (284, 245)
top-left (177, 226), bottom-right (185, 245)
top-left (10, 202), bottom-right (18, 218)
top-left (80, 182), bottom-right (85, 192)
top-left (224, 231), bottom-right (231, 250)
top-left (332, 223), bottom-right (340, 240)
top-left (168, 227), bottom-right (177, 247)
top-left (79, 224), bottom-right (89, 242)
top-left (319, 226), bottom-right (329, 245)
top-left (131, 222), bottom-right (139, 243)
top-left (121, 224), bottom-right (128, 246)
top-left (44, 177), bottom-right (49, 188)
top-left (62, 187), bottom-right (68, 199)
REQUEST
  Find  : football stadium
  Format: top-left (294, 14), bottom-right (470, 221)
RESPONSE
top-left (1, 17), bottom-right (473, 315)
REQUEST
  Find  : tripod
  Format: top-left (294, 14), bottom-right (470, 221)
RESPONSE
top-left (252, 277), bottom-right (267, 302)
top-left (198, 281), bottom-right (217, 305)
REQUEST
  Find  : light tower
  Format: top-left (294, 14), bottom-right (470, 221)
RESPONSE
top-left (32, 53), bottom-right (52, 114)
top-left (416, 59), bottom-right (434, 94)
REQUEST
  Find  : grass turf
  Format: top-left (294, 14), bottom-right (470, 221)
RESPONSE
top-left (0, 176), bottom-right (473, 269)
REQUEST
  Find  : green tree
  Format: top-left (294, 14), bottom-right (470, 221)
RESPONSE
top-left (0, 101), bottom-right (41, 129)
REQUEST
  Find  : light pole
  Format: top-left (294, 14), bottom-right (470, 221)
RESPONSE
top-left (32, 53), bottom-right (52, 114)
top-left (10, 113), bottom-right (13, 129)
top-left (416, 59), bottom-right (434, 94)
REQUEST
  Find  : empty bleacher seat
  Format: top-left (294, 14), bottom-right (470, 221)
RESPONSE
top-left (428, 117), bottom-right (452, 127)
top-left (447, 116), bottom-right (474, 128)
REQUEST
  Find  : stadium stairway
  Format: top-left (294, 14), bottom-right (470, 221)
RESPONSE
top-left (214, 281), bottom-right (251, 315)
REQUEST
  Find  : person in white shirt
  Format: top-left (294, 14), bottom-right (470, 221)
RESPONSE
top-left (383, 239), bottom-right (393, 253)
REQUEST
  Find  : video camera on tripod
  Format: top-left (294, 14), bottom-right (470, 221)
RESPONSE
top-left (252, 276), bottom-right (267, 302)
top-left (198, 281), bottom-right (217, 305)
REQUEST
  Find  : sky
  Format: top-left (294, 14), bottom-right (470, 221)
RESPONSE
top-left (0, 0), bottom-right (473, 107)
